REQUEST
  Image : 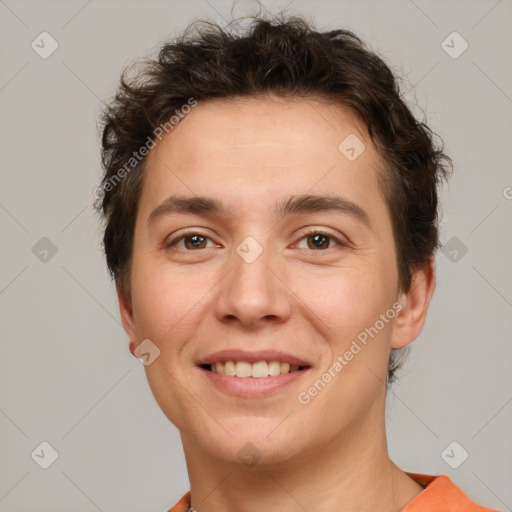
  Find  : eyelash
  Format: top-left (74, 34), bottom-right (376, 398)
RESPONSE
top-left (165, 228), bottom-right (346, 252)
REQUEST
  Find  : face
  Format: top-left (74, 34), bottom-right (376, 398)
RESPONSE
top-left (119, 95), bottom-right (430, 468)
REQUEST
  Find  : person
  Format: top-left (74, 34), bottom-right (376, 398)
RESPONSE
top-left (95, 13), bottom-right (498, 512)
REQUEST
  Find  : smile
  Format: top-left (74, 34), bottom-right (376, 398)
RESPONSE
top-left (203, 360), bottom-right (308, 378)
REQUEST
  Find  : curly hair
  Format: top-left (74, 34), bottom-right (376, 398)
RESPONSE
top-left (96, 14), bottom-right (452, 384)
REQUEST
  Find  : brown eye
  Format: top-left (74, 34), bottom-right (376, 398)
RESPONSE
top-left (166, 232), bottom-right (214, 250)
top-left (295, 230), bottom-right (342, 251)
top-left (183, 235), bottom-right (208, 250)
top-left (306, 233), bottom-right (331, 250)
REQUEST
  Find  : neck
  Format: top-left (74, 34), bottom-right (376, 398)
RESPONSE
top-left (181, 406), bottom-right (423, 512)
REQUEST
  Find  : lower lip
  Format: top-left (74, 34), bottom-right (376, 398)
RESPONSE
top-left (199, 367), bottom-right (310, 397)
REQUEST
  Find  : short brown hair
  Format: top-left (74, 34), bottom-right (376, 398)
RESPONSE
top-left (96, 14), bottom-right (451, 383)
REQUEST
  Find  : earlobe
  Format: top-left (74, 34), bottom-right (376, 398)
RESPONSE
top-left (391, 257), bottom-right (436, 349)
top-left (116, 284), bottom-right (139, 357)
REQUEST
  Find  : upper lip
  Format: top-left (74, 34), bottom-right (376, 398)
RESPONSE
top-left (196, 349), bottom-right (311, 367)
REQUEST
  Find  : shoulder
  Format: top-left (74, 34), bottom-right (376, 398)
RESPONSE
top-left (404, 473), bottom-right (500, 512)
top-left (166, 477), bottom-right (500, 512)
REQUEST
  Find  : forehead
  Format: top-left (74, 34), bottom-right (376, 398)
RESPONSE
top-left (140, 95), bottom-right (388, 220)
top-left (157, 94), bottom-right (374, 161)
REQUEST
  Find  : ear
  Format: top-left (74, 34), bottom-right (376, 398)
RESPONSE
top-left (391, 256), bottom-right (436, 349)
top-left (116, 283), bottom-right (139, 357)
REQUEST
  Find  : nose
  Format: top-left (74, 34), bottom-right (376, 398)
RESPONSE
top-left (213, 236), bottom-right (292, 329)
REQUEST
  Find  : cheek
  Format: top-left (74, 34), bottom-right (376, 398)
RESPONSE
top-left (130, 253), bottom-right (217, 352)
top-left (292, 263), bottom-right (391, 340)
top-left (289, 260), bottom-right (397, 408)
top-left (294, 269), bottom-right (394, 424)
top-left (129, 259), bottom-right (215, 429)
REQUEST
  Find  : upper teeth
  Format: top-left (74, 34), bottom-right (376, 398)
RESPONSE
top-left (211, 361), bottom-right (302, 377)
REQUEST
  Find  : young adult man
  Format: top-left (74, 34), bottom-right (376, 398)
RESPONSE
top-left (96, 15), bottom-right (498, 512)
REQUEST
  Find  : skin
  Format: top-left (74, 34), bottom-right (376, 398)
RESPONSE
top-left (118, 95), bottom-right (436, 511)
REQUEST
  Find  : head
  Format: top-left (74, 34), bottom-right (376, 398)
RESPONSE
top-left (96, 15), bottom-right (451, 466)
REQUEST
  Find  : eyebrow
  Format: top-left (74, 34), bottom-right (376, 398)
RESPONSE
top-left (147, 194), bottom-right (371, 228)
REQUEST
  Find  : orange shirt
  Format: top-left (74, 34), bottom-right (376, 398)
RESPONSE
top-left (404, 474), bottom-right (498, 511)
top-left (166, 473), bottom-right (499, 512)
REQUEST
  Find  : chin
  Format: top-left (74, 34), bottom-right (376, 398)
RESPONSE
top-left (229, 429), bottom-right (306, 467)
top-left (187, 417), bottom-right (306, 468)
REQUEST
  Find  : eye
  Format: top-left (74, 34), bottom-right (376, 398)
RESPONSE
top-left (295, 229), bottom-right (344, 251)
top-left (165, 232), bottom-right (217, 251)
top-left (165, 229), bottom-right (346, 252)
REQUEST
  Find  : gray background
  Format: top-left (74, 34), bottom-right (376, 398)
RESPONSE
top-left (1, 0), bottom-right (511, 510)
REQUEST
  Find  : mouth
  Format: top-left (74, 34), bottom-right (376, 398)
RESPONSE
top-left (196, 350), bottom-right (312, 396)
top-left (200, 360), bottom-right (310, 378)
